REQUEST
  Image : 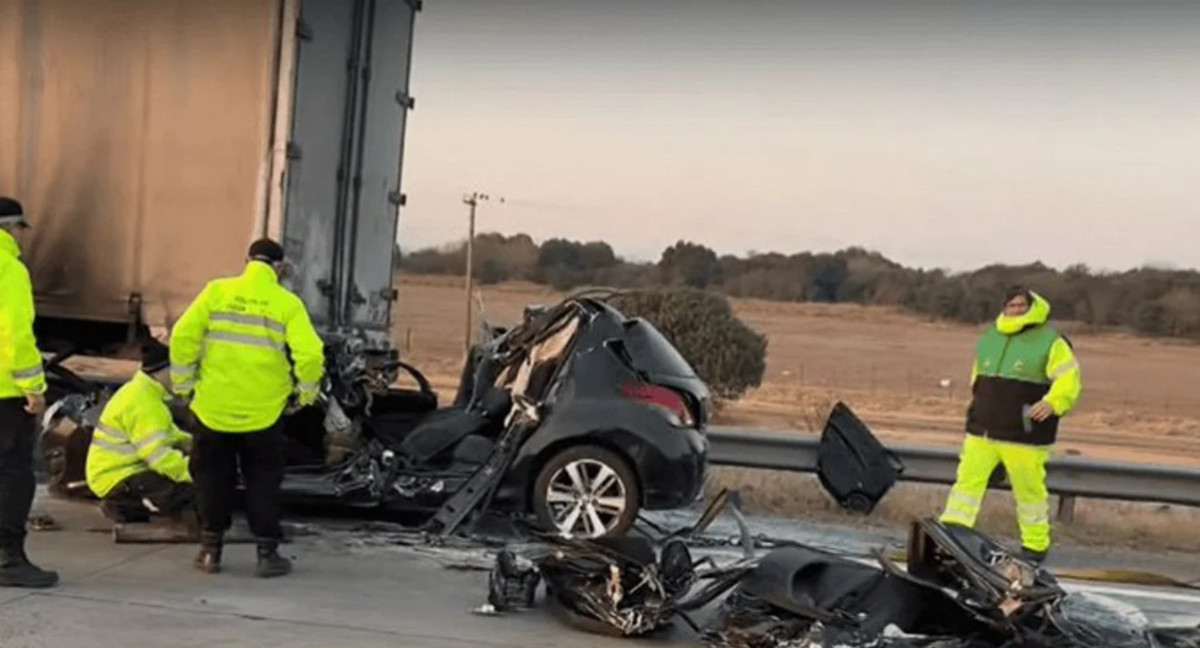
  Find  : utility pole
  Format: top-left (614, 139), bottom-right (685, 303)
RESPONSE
top-left (462, 191), bottom-right (504, 354)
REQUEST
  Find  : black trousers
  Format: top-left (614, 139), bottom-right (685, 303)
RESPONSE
top-left (0, 398), bottom-right (35, 552)
top-left (187, 417), bottom-right (285, 542)
top-left (101, 471), bottom-right (196, 523)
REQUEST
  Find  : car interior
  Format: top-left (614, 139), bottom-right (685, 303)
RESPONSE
top-left (281, 303), bottom-right (586, 475)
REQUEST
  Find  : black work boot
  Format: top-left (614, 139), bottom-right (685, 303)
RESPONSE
top-left (1019, 546), bottom-right (1048, 566)
top-left (194, 532), bottom-right (223, 574)
top-left (254, 541), bottom-right (292, 578)
top-left (0, 542), bottom-right (59, 589)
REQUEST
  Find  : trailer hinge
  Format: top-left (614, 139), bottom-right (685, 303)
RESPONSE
top-left (286, 142), bottom-right (302, 160)
top-left (388, 191), bottom-right (406, 207)
top-left (350, 285), bottom-right (366, 305)
top-left (395, 92), bottom-right (415, 109)
top-left (316, 278), bottom-right (334, 297)
top-left (407, 0), bottom-right (423, 11)
top-left (378, 287), bottom-right (398, 302)
top-left (296, 19), bottom-right (314, 41)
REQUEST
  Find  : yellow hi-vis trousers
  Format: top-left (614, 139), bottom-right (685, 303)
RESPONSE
top-left (939, 434), bottom-right (1052, 552)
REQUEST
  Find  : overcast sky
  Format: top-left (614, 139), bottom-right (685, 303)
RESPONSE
top-left (396, 0), bottom-right (1200, 272)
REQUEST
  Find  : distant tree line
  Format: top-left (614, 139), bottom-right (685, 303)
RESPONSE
top-left (396, 235), bottom-right (1200, 340)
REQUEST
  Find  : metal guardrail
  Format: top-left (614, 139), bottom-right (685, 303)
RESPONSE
top-left (706, 426), bottom-right (1200, 519)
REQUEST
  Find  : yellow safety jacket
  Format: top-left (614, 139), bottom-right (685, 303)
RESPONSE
top-left (0, 229), bottom-right (47, 399)
top-left (86, 371), bottom-right (193, 498)
top-left (169, 260), bottom-right (325, 432)
top-left (967, 292), bottom-right (1082, 445)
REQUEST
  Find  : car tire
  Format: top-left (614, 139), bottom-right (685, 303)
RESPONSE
top-left (844, 492), bottom-right (873, 515)
top-left (532, 445), bottom-right (640, 539)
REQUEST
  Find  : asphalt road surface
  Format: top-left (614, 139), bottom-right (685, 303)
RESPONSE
top-left (2, 491), bottom-right (1196, 647)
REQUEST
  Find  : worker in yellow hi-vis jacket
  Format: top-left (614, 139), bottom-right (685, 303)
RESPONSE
top-left (170, 238), bottom-right (325, 578)
top-left (86, 338), bottom-right (196, 529)
top-left (0, 196), bottom-right (58, 589)
top-left (940, 287), bottom-right (1082, 565)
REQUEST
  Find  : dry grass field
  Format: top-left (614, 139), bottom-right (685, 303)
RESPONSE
top-left (390, 273), bottom-right (1200, 553)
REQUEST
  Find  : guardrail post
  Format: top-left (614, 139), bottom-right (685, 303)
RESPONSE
top-left (1056, 494), bottom-right (1076, 524)
top-left (1055, 449), bottom-right (1082, 524)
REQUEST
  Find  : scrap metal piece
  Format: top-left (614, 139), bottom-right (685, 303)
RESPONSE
top-left (486, 550), bottom-right (541, 612)
top-left (422, 405), bottom-right (539, 539)
top-left (896, 517), bottom-right (1065, 631)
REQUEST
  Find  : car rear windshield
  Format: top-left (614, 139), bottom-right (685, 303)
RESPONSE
top-left (622, 319), bottom-right (697, 378)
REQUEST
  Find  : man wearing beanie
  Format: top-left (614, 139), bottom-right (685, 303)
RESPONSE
top-left (86, 338), bottom-right (197, 531)
top-left (0, 195), bottom-right (58, 588)
top-left (170, 237), bottom-right (325, 578)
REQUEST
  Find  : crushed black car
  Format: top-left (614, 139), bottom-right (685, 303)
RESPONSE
top-left (39, 289), bottom-right (711, 539)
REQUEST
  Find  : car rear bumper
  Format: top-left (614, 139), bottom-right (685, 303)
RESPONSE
top-left (641, 428), bottom-right (707, 510)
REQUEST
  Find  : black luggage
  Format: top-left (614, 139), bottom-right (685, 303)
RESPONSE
top-left (816, 401), bottom-right (904, 514)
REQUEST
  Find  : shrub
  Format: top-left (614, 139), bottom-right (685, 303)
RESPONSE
top-left (608, 288), bottom-right (767, 402)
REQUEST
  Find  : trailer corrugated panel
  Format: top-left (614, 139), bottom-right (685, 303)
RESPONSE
top-left (282, 0), bottom-right (417, 339)
top-left (0, 0), bottom-right (281, 328)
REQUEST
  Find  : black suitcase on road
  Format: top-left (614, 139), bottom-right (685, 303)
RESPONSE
top-left (816, 401), bottom-right (904, 514)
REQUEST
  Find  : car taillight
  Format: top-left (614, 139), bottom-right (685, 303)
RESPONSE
top-left (621, 382), bottom-right (696, 428)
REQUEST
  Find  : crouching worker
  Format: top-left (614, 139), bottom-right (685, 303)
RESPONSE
top-left (86, 339), bottom-right (197, 532)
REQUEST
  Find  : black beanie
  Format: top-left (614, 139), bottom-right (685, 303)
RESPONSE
top-left (141, 338), bottom-right (170, 374)
top-left (248, 238), bottom-right (285, 264)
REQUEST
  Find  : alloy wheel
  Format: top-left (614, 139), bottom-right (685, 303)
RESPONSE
top-left (544, 458), bottom-right (628, 538)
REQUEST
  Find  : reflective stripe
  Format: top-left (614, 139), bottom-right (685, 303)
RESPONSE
top-left (211, 311), bottom-right (286, 334)
top-left (92, 439), bottom-right (137, 455)
top-left (1017, 501), bottom-right (1049, 525)
top-left (145, 446), bottom-right (171, 467)
top-left (947, 490), bottom-right (981, 510)
top-left (171, 364), bottom-right (196, 377)
top-left (941, 488), bottom-right (984, 527)
top-left (12, 364), bottom-right (44, 380)
top-left (95, 423), bottom-right (127, 441)
top-left (173, 379), bottom-right (195, 392)
top-left (94, 423), bottom-right (171, 460)
top-left (204, 330), bottom-right (286, 351)
top-left (298, 381), bottom-right (319, 394)
top-left (1049, 359), bottom-right (1079, 380)
top-left (133, 431), bottom-right (170, 451)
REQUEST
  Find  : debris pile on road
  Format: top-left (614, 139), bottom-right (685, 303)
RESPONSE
top-left (479, 489), bottom-right (758, 636)
top-left (475, 491), bottom-right (1200, 648)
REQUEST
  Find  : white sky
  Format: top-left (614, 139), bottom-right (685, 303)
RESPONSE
top-left (397, 0), bottom-right (1200, 272)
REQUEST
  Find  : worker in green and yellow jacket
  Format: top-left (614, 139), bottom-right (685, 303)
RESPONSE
top-left (170, 238), bottom-right (325, 578)
top-left (940, 287), bottom-right (1082, 564)
top-left (87, 338), bottom-right (196, 530)
top-left (0, 196), bottom-right (58, 589)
